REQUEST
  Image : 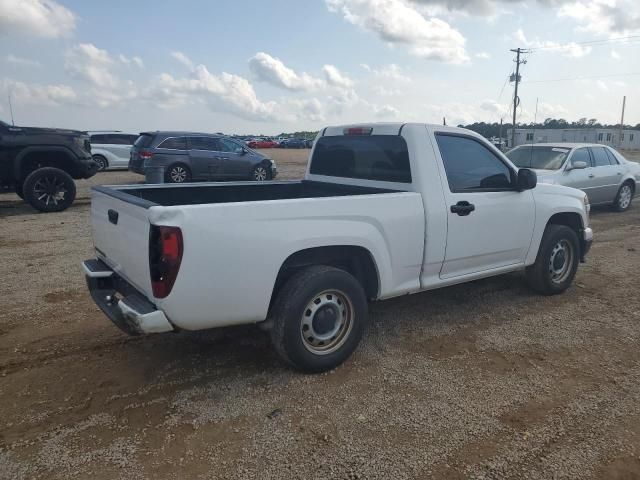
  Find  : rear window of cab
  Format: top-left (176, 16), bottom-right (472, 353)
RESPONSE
top-left (309, 135), bottom-right (412, 183)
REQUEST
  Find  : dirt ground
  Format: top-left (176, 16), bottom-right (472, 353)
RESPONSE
top-left (1, 147), bottom-right (640, 480)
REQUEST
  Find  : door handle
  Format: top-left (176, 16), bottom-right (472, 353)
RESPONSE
top-left (588, 173), bottom-right (595, 178)
top-left (450, 201), bottom-right (475, 216)
top-left (617, 172), bottom-right (623, 175)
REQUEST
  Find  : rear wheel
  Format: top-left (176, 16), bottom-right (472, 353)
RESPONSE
top-left (269, 265), bottom-right (368, 372)
top-left (23, 167), bottom-right (76, 213)
top-left (165, 163), bottom-right (191, 183)
top-left (613, 181), bottom-right (634, 212)
top-left (92, 155), bottom-right (108, 171)
top-left (526, 224), bottom-right (579, 295)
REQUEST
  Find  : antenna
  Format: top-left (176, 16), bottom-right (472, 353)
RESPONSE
top-left (8, 92), bottom-right (15, 126)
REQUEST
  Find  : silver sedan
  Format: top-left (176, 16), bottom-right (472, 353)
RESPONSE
top-left (507, 143), bottom-right (640, 211)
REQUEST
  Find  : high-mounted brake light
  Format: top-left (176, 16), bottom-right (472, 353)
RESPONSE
top-left (344, 127), bottom-right (373, 136)
top-left (149, 226), bottom-right (183, 298)
top-left (139, 150), bottom-right (154, 160)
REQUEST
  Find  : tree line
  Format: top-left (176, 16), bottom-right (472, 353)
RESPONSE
top-left (461, 118), bottom-right (640, 139)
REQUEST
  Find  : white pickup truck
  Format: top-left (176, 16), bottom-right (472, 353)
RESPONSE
top-left (84, 123), bottom-right (593, 372)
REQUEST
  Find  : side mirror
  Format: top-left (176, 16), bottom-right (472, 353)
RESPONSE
top-left (240, 147), bottom-right (248, 155)
top-left (568, 160), bottom-right (588, 170)
top-left (517, 168), bottom-right (537, 191)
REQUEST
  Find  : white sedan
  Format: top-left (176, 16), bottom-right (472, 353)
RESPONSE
top-left (507, 143), bottom-right (640, 211)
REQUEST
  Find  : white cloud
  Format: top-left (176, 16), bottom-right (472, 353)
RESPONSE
top-left (372, 85), bottom-right (402, 96)
top-left (558, 0), bottom-right (640, 35)
top-left (596, 80), bottom-right (609, 91)
top-left (6, 54), bottom-right (41, 67)
top-left (374, 104), bottom-right (399, 118)
top-left (480, 99), bottom-right (509, 117)
top-left (2, 79), bottom-right (76, 106)
top-left (288, 98), bottom-right (326, 122)
top-left (323, 65), bottom-right (354, 88)
top-left (513, 28), bottom-right (592, 58)
top-left (611, 50), bottom-right (621, 60)
top-left (365, 63), bottom-right (412, 82)
top-left (171, 51), bottom-right (194, 70)
top-left (326, 0), bottom-right (469, 64)
top-left (248, 52), bottom-right (324, 91)
top-left (475, 51), bottom-right (491, 59)
top-left (65, 43), bottom-right (118, 90)
top-left (0, 0), bottom-right (75, 38)
top-left (154, 65), bottom-right (286, 122)
top-left (118, 54), bottom-right (144, 68)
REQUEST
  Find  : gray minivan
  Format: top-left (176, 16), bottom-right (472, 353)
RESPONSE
top-left (129, 131), bottom-right (277, 183)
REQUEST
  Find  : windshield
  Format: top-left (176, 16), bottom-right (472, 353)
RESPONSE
top-left (506, 146), bottom-right (570, 170)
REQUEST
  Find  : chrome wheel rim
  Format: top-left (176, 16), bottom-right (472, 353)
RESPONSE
top-left (170, 166), bottom-right (187, 182)
top-left (549, 239), bottom-right (574, 284)
top-left (254, 166), bottom-right (268, 181)
top-left (619, 185), bottom-right (632, 209)
top-left (33, 175), bottom-right (68, 207)
top-left (300, 290), bottom-right (353, 355)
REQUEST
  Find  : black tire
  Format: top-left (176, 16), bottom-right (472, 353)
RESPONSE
top-left (269, 265), bottom-right (368, 373)
top-left (525, 224), bottom-right (580, 295)
top-left (165, 163), bottom-right (191, 183)
top-left (23, 167), bottom-right (76, 213)
top-left (613, 181), bottom-right (634, 212)
top-left (92, 155), bottom-right (108, 171)
top-left (15, 183), bottom-right (24, 199)
top-left (252, 163), bottom-right (271, 181)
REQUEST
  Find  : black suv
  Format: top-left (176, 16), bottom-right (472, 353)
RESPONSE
top-left (129, 131), bottom-right (277, 183)
top-left (0, 120), bottom-right (97, 212)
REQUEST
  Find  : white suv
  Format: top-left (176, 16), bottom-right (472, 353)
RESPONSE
top-left (89, 131), bottom-right (139, 171)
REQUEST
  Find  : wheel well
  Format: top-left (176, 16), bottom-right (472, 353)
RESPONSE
top-left (271, 246), bottom-right (380, 307)
top-left (19, 151), bottom-right (76, 181)
top-left (623, 179), bottom-right (635, 191)
top-left (547, 212), bottom-right (583, 233)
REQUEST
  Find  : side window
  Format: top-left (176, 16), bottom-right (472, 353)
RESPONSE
top-left (591, 147), bottom-right (611, 167)
top-left (189, 136), bottom-right (220, 151)
top-left (90, 134), bottom-right (106, 144)
top-left (436, 134), bottom-right (513, 192)
top-left (570, 148), bottom-right (591, 167)
top-left (158, 137), bottom-right (187, 150)
top-left (604, 148), bottom-right (619, 165)
top-left (218, 138), bottom-right (244, 153)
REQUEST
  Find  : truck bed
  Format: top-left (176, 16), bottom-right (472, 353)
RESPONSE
top-left (93, 180), bottom-right (397, 207)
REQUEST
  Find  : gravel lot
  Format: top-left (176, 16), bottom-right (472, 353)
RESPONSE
top-left (1, 148), bottom-right (640, 479)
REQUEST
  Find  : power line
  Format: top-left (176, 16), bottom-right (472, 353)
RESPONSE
top-left (523, 71), bottom-right (640, 83)
top-left (527, 34), bottom-right (640, 52)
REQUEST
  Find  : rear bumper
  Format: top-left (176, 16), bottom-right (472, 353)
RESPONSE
top-left (581, 227), bottom-right (593, 262)
top-left (76, 157), bottom-right (100, 179)
top-left (83, 259), bottom-right (174, 335)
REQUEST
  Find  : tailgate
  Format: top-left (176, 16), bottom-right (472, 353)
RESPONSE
top-left (91, 188), bottom-right (154, 299)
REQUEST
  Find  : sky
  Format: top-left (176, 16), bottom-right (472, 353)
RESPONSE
top-left (0, 0), bottom-right (639, 135)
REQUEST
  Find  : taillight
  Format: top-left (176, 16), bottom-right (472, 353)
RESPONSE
top-left (344, 127), bottom-right (373, 136)
top-left (149, 226), bottom-right (183, 298)
top-left (139, 150), bottom-right (154, 160)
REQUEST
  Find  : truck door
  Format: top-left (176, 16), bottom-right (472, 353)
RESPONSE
top-left (434, 132), bottom-right (535, 279)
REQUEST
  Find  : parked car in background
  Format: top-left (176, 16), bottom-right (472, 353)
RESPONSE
top-left (247, 138), bottom-right (279, 149)
top-left (0, 119), bottom-right (97, 212)
top-left (85, 122), bottom-right (592, 372)
top-left (89, 131), bottom-right (139, 171)
top-left (506, 143), bottom-right (640, 211)
top-left (281, 138), bottom-right (307, 149)
top-left (129, 131), bottom-right (277, 183)
top-left (304, 139), bottom-right (314, 148)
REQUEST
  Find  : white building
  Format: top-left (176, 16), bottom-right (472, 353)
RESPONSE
top-left (506, 128), bottom-right (640, 149)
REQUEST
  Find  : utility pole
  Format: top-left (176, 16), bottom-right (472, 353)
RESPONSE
top-left (619, 95), bottom-right (626, 147)
top-left (510, 48), bottom-right (527, 148)
top-left (8, 93), bottom-right (15, 126)
top-left (499, 118), bottom-right (503, 150)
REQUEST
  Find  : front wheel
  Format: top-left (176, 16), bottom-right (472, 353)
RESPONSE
top-left (23, 167), bottom-right (76, 213)
top-left (269, 266), bottom-right (368, 372)
top-left (613, 182), bottom-right (634, 212)
top-left (92, 155), bottom-right (108, 171)
top-left (252, 164), bottom-right (270, 181)
top-left (526, 224), bottom-right (580, 295)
